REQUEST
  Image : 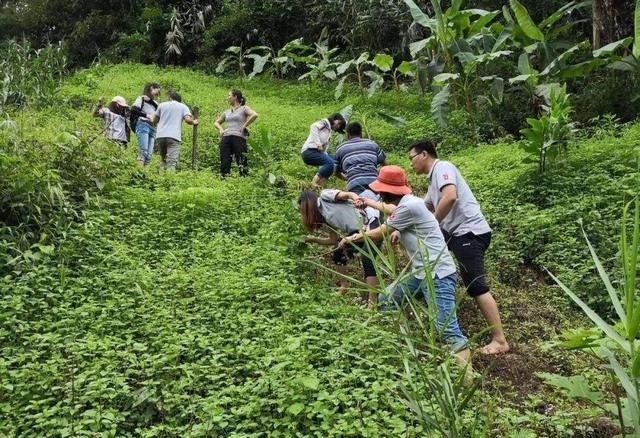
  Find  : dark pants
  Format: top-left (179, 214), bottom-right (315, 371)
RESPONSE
top-left (220, 135), bottom-right (248, 176)
top-left (443, 231), bottom-right (492, 297)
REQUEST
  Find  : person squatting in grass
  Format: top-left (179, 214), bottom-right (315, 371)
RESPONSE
top-left (299, 189), bottom-right (381, 308)
top-left (213, 89), bottom-right (259, 177)
top-left (93, 96), bottom-right (130, 148)
top-left (408, 140), bottom-right (509, 355)
top-left (300, 113), bottom-right (347, 188)
top-left (339, 165), bottom-right (471, 365)
top-left (334, 121), bottom-right (386, 194)
top-left (130, 82), bottom-right (161, 167)
top-left (152, 91), bottom-right (199, 172)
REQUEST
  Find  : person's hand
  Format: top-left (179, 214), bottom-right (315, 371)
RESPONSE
top-left (218, 128), bottom-right (225, 137)
top-left (143, 95), bottom-right (150, 102)
top-left (338, 237), bottom-right (349, 249)
top-left (192, 119), bottom-right (199, 126)
top-left (354, 198), bottom-right (368, 210)
top-left (390, 230), bottom-right (401, 245)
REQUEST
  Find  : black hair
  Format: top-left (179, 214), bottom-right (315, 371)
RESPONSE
top-left (346, 122), bottom-right (362, 138)
top-left (143, 82), bottom-right (160, 98)
top-left (168, 91), bottom-right (182, 102)
top-left (379, 192), bottom-right (404, 204)
top-left (328, 113), bottom-right (346, 133)
top-left (231, 89), bottom-right (246, 106)
top-left (409, 139), bottom-right (438, 158)
top-left (298, 191), bottom-right (324, 232)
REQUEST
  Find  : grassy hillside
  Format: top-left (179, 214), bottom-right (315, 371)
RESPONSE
top-left (2, 63), bottom-right (639, 437)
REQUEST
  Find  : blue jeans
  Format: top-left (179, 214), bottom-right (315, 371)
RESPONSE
top-left (136, 121), bottom-right (156, 166)
top-left (380, 274), bottom-right (468, 353)
top-left (302, 149), bottom-right (335, 179)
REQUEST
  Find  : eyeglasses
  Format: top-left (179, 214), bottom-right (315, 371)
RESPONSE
top-left (409, 152), bottom-right (422, 161)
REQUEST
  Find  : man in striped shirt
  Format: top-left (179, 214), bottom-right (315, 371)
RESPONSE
top-left (334, 122), bottom-right (386, 194)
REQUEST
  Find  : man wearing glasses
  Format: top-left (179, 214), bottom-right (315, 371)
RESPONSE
top-left (408, 140), bottom-right (509, 355)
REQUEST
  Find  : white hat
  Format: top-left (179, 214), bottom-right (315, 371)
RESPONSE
top-left (111, 96), bottom-right (129, 107)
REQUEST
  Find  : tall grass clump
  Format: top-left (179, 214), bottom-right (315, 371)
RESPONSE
top-left (545, 197), bottom-right (640, 436)
top-left (0, 40), bottom-right (67, 112)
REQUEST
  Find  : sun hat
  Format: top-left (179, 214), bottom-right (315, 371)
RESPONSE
top-left (369, 165), bottom-right (412, 196)
top-left (111, 96), bottom-right (129, 107)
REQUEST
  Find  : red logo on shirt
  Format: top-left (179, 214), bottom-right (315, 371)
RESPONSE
top-left (443, 174), bottom-right (449, 181)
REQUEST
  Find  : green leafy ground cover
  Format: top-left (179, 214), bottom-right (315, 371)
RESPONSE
top-left (2, 63), bottom-right (640, 436)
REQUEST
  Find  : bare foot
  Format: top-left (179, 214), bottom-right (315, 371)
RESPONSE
top-left (479, 340), bottom-right (510, 355)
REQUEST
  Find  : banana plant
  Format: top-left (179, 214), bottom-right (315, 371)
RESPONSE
top-left (298, 30), bottom-right (341, 86)
top-left (334, 52), bottom-right (372, 99)
top-left (216, 45), bottom-right (248, 77)
top-left (506, 0), bottom-right (591, 68)
top-left (244, 38), bottom-right (312, 80)
top-left (403, 0), bottom-right (501, 71)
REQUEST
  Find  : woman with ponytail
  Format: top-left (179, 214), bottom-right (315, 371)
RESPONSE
top-left (214, 89), bottom-right (258, 177)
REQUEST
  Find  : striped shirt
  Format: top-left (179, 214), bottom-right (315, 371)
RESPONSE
top-left (97, 108), bottom-right (128, 142)
top-left (334, 137), bottom-right (386, 191)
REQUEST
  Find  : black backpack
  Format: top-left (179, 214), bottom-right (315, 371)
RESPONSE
top-left (130, 97), bottom-right (158, 132)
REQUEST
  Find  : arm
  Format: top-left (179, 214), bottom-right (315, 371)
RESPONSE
top-left (334, 191), bottom-right (358, 202)
top-left (305, 230), bottom-right (339, 246)
top-left (339, 224), bottom-right (389, 248)
top-left (184, 114), bottom-right (199, 126)
top-left (434, 185), bottom-right (457, 222)
top-left (309, 122), bottom-right (327, 151)
top-left (93, 98), bottom-right (104, 117)
top-left (214, 115), bottom-right (225, 135)
top-left (357, 197), bottom-right (396, 215)
top-left (242, 107), bottom-right (258, 130)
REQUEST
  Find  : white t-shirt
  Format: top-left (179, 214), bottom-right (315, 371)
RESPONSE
top-left (154, 101), bottom-right (192, 142)
top-left (386, 194), bottom-right (457, 280)
top-left (301, 119), bottom-right (333, 153)
top-left (425, 160), bottom-right (491, 236)
top-left (132, 96), bottom-right (159, 123)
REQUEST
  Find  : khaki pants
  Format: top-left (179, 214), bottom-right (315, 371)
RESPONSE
top-left (156, 137), bottom-right (181, 171)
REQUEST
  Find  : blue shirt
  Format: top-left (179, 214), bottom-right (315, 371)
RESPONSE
top-left (334, 137), bottom-right (386, 191)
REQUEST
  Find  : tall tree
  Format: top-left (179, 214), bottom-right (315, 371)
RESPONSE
top-left (593, 0), bottom-right (636, 48)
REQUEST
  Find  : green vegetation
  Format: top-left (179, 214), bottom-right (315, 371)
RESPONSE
top-left (2, 1), bottom-right (640, 436)
top-left (1, 62), bottom-right (639, 436)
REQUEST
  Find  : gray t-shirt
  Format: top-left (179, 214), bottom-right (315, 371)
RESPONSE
top-left (318, 189), bottom-right (380, 235)
top-left (425, 160), bottom-right (491, 236)
top-left (221, 106), bottom-right (249, 138)
top-left (155, 101), bottom-right (192, 142)
top-left (386, 194), bottom-right (457, 280)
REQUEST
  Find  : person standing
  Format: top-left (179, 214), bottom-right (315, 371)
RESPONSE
top-left (300, 113), bottom-right (346, 188)
top-left (213, 89), bottom-right (258, 177)
top-left (408, 140), bottom-right (509, 355)
top-left (334, 122), bottom-right (386, 194)
top-left (152, 91), bottom-right (198, 172)
top-left (339, 165), bottom-right (470, 364)
top-left (131, 82), bottom-right (161, 167)
top-left (93, 96), bottom-right (130, 148)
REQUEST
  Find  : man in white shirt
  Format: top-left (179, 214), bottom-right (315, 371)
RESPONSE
top-left (408, 140), bottom-right (509, 355)
top-left (152, 91), bottom-right (199, 171)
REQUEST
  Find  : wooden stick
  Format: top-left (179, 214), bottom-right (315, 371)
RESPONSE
top-left (191, 106), bottom-right (200, 170)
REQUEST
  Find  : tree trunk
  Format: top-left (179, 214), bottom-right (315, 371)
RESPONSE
top-left (593, 0), bottom-right (635, 49)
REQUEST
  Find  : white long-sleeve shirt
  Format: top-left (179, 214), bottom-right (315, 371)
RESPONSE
top-left (300, 119), bottom-right (332, 153)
